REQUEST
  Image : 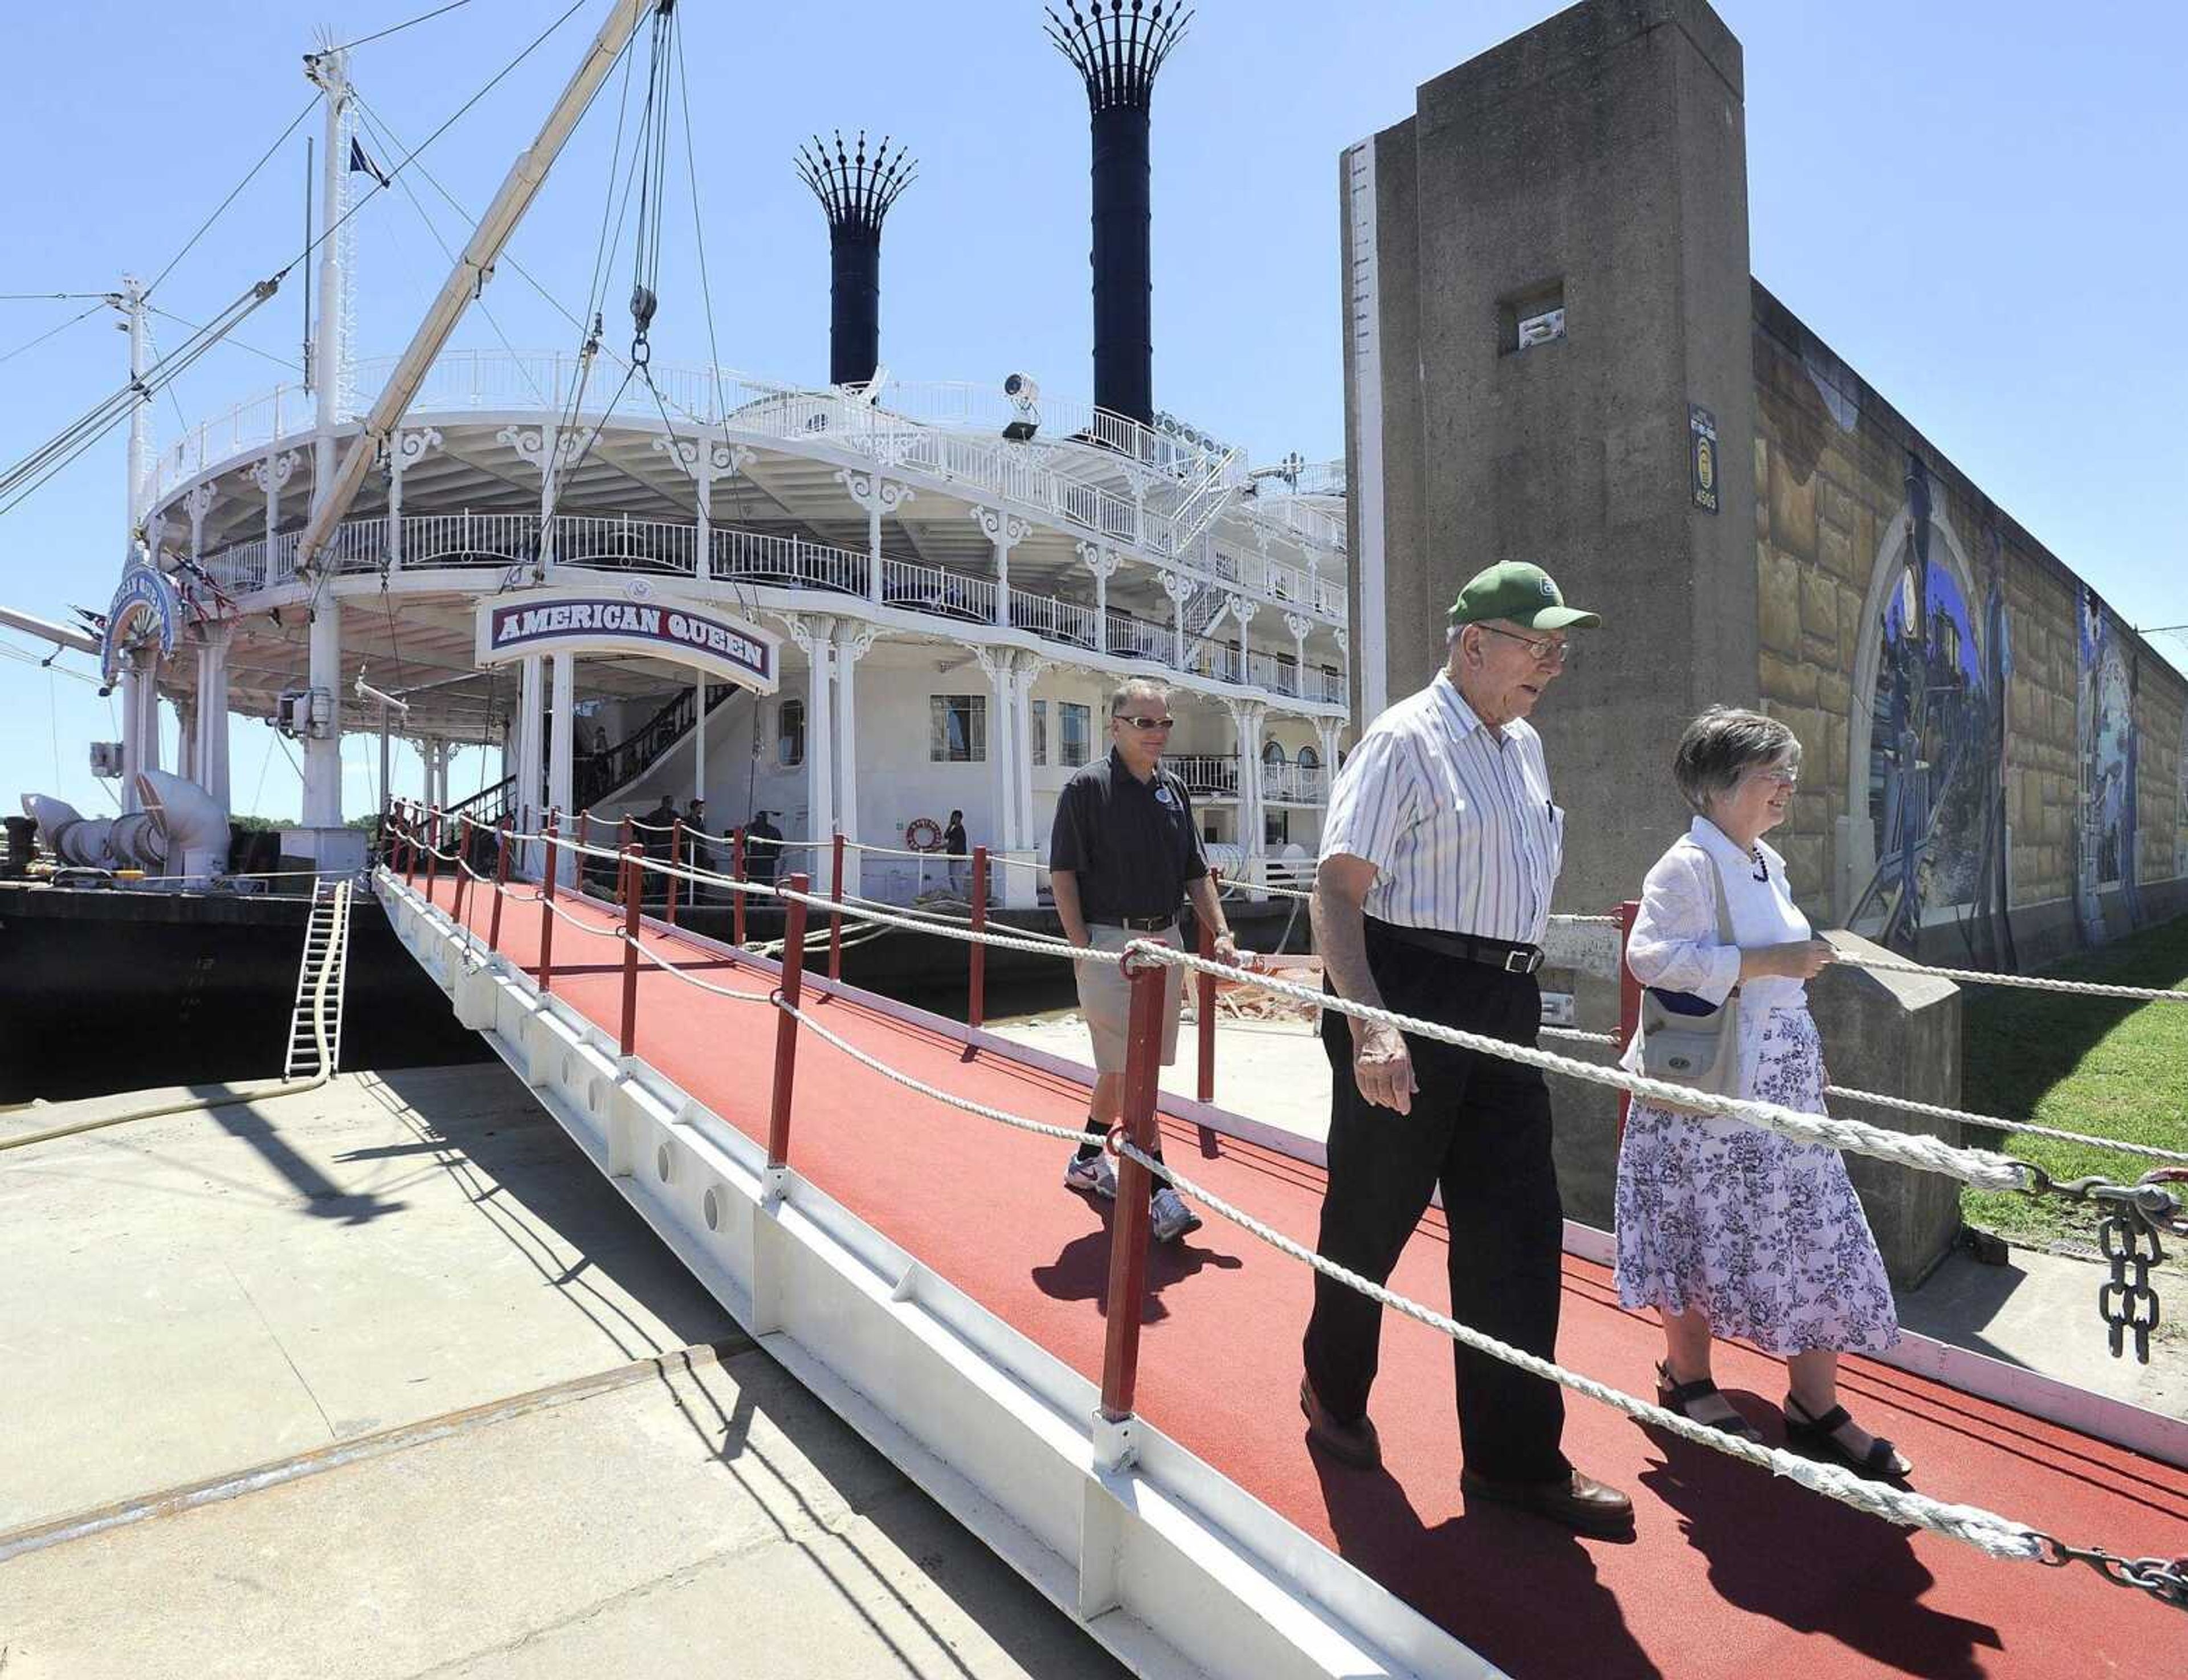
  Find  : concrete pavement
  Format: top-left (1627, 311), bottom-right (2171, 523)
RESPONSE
top-left (0, 1066), bottom-right (1122, 1679)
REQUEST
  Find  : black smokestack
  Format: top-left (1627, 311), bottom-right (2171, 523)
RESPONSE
top-left (1047, 2), bottom-right (1190, 427)
top-left (795, 131), bottom-right (917, 389)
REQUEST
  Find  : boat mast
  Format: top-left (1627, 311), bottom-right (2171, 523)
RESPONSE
top-left (120, 274), bottom-right (148, 545)
top-left (293, 0), bottom-right (659, 580)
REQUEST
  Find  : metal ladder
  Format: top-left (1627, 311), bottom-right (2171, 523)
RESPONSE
top-left (284, 878), bottom-right (354, 1082)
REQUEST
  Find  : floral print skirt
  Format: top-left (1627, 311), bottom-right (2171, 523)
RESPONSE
top-left (1614, 1005), bottom-right (1900, 1356)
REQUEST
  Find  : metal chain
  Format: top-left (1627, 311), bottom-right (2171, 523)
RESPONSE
top-left (2095, 1213), bottom-right (2164, 1363)
top-left (2035, 1537), bottom-right (2188, 1609)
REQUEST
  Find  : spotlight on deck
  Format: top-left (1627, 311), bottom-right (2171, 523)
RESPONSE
top-left (1002, 372), bottom-right (1040, 442)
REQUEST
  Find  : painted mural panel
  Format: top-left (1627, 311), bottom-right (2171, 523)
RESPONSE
top-left (1848, 460), bottom-right (2013, 963)
top-left (2075, 587), bottom-right (2141, 937)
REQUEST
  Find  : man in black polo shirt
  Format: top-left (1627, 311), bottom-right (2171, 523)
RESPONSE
top-left (1050, 677), bottom-right (1242, 1242)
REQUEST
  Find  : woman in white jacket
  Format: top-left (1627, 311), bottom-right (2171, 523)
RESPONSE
top-left (1615, 707), bottom-right (1909, 1479)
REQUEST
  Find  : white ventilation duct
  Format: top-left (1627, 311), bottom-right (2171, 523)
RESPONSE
top-left (137, 768), bottom-right (228, 880)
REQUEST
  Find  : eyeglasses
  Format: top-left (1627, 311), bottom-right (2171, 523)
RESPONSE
top-left (1746, 767), bottom-right (1800, 789)
top-left (1475, 624), bottom-right (1573, 666)
top-left (1114, 714), bottom-right (1175, 732)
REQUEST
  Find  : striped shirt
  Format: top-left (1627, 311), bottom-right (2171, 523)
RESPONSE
top-left (1320, 672), bottom-right (1565, 944)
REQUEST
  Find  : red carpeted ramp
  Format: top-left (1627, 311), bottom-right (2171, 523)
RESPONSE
top-left (397, 866), bottom-right (2188, 1679)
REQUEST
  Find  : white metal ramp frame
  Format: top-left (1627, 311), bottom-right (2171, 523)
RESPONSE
top-left (374, 865), bottom-right (1503, 1680)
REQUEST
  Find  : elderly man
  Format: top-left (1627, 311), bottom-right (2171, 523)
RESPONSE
top-left (1300, 561), bottom-right (1632, 1538)
top-left (1050, 676), bottom-right (1240, 1243)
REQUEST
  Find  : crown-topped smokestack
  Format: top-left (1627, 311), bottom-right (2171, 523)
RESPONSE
top-left (795, 130), bottom-right (917, 389)
top-left (1046, 1), bottom-right (1190, 426)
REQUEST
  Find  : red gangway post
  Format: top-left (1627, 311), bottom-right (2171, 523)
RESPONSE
top-left (619, 843), bottom-right (643, 1057)
top-left (537, 815), bottom-right (561, 995)
top-left (767, 872), bottom-right (813, 1171)
top-left (968, 845), bottom-right (989, 1030)
top-left (1196, 867), bottom-right (1220, 1106)
top-left (732, 826), bottom-right (748, 947)
top-left (423, 808), bottom-right (441, 903)
top-left (828, 831), bottom-right (846, 980)
top-left (1098, 958), bottom-right (1170, 1424)
top-left (1615, 899), bottom-right (1642, 1137)
top-left (400, 801), bottom-right (417, 882)
top-left (666, 819), bottom-right (683, 926)
top-left (487, 816), bottom-right (512, 954)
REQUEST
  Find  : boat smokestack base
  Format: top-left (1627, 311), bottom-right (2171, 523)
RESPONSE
top-left (795, 129), bottom-right (917, 390)
top-left (1046, 0), bottom-right (1190, 427)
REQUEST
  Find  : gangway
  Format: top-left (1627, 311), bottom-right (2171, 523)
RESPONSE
top-left (284, 878), bottom-right (353, 1082)
top-left (375, 834), bottom-right (2188, 1680)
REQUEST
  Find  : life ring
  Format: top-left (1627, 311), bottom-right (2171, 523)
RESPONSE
top-left (903, 817), bottom-right (945, 853)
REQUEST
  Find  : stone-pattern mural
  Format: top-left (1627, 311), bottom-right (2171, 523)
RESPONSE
top-left (1750, 284), bottom-right (2186, 962)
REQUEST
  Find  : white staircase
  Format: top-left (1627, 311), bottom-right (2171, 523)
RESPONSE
top-left (284, 879), bottom-right (354, 1081)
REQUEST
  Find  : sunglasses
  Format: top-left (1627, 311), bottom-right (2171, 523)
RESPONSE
top-left (1115, 713), bottom-right (1175, 732)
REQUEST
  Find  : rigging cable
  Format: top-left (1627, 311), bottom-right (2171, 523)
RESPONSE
top-left (326, 0), bottom-right (480, 56)
top-left (146, 94), bottom-right (325, 299)
top-left (0, 300), bottom-right (107, 368)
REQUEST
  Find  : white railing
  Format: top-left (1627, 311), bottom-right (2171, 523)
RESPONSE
top-left (1308, 668), bottom-right (1346, 704)
top-left (146, 352), bottom-right (1344, 610)
top-left (1105, 610), bottom-right (1171, 664)
top-left (882, 555), bottom-right (996, 622)
top-left (1263, 762), bottom-right (1329, 803)
top-left (1247, 650), bottom-right (1300, 696)
top-left (1169, 753), bottom-right (1240, 797)
top-left (716, 527), bottom-right (867, 596)
top-left (1010, 589), bottom-right (1099, 649)
top-left (189, 508), bottom-right (1346, 711)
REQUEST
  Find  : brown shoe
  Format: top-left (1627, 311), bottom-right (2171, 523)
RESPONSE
top-left (1459, 1468), bottom-right (1635, 1537)
top-left (1299, 1376), bottom-right (1381, 1469)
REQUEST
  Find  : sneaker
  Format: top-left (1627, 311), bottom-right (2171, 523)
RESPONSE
top-left (1150, 1185), bottom-right (1203, 1243)
top-left (1064, 1151), bottom-right (1117, 1199)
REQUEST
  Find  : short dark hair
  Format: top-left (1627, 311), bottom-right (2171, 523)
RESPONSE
top-left (1673, 706), bottom-right (1802, 815)
top-left (948, 809), bottom-right (962, 822)
top-left (1109, 676), bottom-right (1169, 717)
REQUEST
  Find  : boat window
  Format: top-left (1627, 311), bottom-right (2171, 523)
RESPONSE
top-left (930, 695), bottom-right (987, 762)
top-left (1059, 702), bottom-right (1091, 767)
top-left (1029, 700), bottom-right (1048, 767)
top-left (776, 699), bottom-right (805, 768)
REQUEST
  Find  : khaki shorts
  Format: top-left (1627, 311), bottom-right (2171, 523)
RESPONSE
top-left (1075, 923), bottom-right (1185, 1074)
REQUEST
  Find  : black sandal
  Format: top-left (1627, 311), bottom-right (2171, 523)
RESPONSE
top-left (1783, 1395), bottom-right (1911, 1481)
top-left (1655, 1361), bottom-right (1764, 1442)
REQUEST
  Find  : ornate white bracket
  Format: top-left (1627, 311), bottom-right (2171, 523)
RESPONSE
top-left (655, 434), bottom-right (754, 483)
top-left (1076, 539), bottom-right (1122, 581)
top-left (1283, 611), bottom-right (1313, 643)
top-left (969, 504), bottom-right (1031, 551)
top-left (1228, 594), bottom-right (1260, 630)
top-left (1159, 568), bottom-right (1197, 606)
top-left (836, 623), bottom-right (880, 666)
top-left (185, 480), bottom-right (217, 560)
top-left (245, 449), bottom-right (300, 495)
top-left (835, 468), bottom-right (914, 517)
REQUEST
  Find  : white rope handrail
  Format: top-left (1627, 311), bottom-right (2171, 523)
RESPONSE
top-left (1112, 1136), bottom-right (2044, 1560)
top-left (1824, 1084), bottom-right (2188, 1167)
top-left (618, 927), bottom-right (774, 1002)
top-left (768, 992), bottom-right (2042, 1565)
top-left (1131, 943), bottom-right (2032, 1194)
top-left (1846, 953), bottom-right (2188, 1005)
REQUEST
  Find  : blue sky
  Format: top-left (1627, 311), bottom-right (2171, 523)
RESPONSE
top-left (2, 0), bottom-right (2182, 821)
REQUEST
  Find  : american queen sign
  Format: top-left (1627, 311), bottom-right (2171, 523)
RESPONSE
top-left (475, 585), bottom-right (780, 695)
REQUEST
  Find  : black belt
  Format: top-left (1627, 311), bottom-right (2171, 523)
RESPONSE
top-left (1379, 922), bottom-right (1544, 976)
top-left (1097, 913), bottom-right (1178, 932)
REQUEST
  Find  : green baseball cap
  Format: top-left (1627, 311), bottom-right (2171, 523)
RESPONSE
top-left (1447, 561), bottom-right (1601, 630)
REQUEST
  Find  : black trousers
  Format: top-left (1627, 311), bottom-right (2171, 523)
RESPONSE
top-left (1301, 918), bottom-right (1570, 1485)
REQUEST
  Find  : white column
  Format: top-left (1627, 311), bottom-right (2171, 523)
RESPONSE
top-left (176, 699), bottom-right (197, 784)
top-left (302, 600), bottom-right (342, 827)
top-left (1234, 699), bottom-right (1266, 895)
top-left (377, 704), bottom-right (391, 818)
top-left (794, 617), bottom-right (835, 893)
top-left (836, 471), bottom-right (913, 606)
top-left (136, 662), bottom-right (165, 801)
top-left (499, 423), bottom-right (567, 568)
top-left (197, 622), bottom-right (232, 811)
top-left (970, 506), bottom-right (1028, 629)
top-left (975, 647), bottom-right (1015, 855)
top-left (1013, 656), bottom-right (1038, 850)
top-left (1161, 569), bottom-right (1194, 671)
top-left (1285, 611), bottom-right (1312, 698)
top-left (517, 655), bottom-right (545, 868)
top-left (692, 670), bottom-right (707, 801)
top-left (548, 651), bottom-right (574, 819)
top-left (1077, 541), bottom-right (1119, 650)
top-left (656, 437), bottom-right (753, 586)
top-left (119, 659), bottom-right (144, 814)
top-left (835, 625), bottom-right (876, 896)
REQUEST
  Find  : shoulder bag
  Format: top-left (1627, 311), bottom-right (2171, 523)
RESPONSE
top-left (1636, 848), bottom-right (1742, 1106)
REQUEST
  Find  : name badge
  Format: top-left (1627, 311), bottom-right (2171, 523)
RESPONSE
top-left (1156, 785), bottom-right (1178, 808)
